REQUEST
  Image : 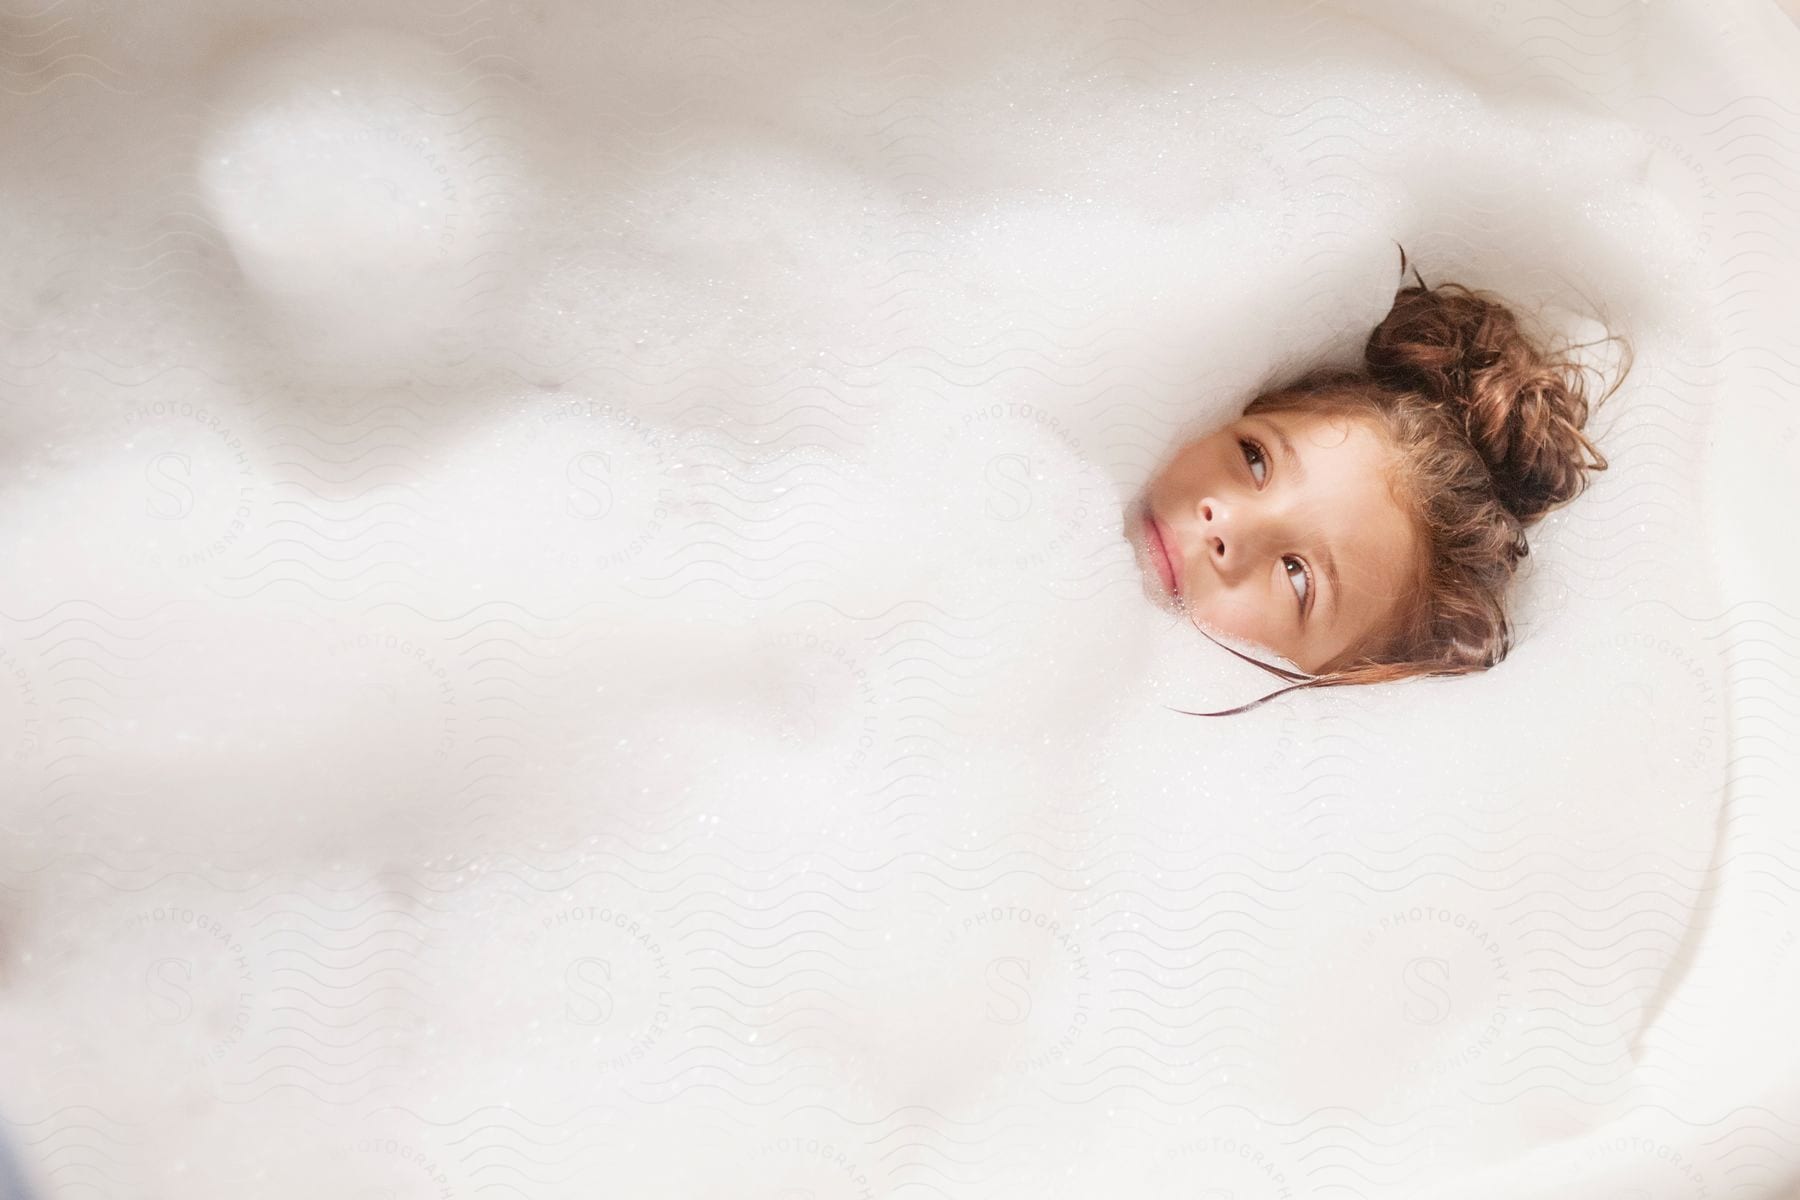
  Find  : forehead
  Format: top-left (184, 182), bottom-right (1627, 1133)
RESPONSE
top-left (1260, 407), bottom-right (1417, 613)
top-left (1273, 407), bottom-right (1391, 488)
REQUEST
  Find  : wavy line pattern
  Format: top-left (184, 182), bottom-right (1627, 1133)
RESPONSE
top-left (0, 0), bottom-right (1795, 1197)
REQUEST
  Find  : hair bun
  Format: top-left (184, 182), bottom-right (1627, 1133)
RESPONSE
top-left (1363, 281), bottom-right (1612, 524)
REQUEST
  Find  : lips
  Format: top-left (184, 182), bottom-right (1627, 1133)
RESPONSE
top-left (1143, 510), bottom-right (1180, 599)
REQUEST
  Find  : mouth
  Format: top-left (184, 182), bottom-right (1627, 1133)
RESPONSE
top-left (1142, 509), bottom-right (1180, 600)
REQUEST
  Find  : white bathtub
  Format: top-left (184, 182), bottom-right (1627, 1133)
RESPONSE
top-left (0, 0), bottom-right (1796, 1196)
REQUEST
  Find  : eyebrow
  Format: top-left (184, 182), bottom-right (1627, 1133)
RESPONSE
top-left (1270, 423), bottom-right (1307, 486)
top-left (1265, 419), bottom-right (1341, 626)
top-left (1319, 542), bottom-right (1342, 626)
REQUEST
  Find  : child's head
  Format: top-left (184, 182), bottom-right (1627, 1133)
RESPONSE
top-left (1129, 278), bottom-right (1629, 714)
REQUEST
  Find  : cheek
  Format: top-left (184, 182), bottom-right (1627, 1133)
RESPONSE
top-left (1154, 440), bottom-right (1226, 500)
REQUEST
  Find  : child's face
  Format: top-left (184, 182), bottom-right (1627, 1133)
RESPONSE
top-left (1126, 406), bottom-right (1420, 675)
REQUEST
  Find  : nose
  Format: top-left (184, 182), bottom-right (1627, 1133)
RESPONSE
top-left (1196, 496), bottom-right (1254, 576)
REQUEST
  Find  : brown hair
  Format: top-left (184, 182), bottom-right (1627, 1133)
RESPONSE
top-left (1177, 267), bottom-right (1632, 717)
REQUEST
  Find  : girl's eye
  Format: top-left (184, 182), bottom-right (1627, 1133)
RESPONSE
top-left (1239, 438), bottom-right (1268, 486)
top-left (1284, 555), bottom-right (1310, 613)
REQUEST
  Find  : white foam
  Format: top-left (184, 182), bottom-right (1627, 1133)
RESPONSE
top-left (0, 0), bottom-right (1791, 1195)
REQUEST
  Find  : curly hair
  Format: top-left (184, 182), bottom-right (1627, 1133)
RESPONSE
top-left (1177, 268), bottom-right (1632, 717)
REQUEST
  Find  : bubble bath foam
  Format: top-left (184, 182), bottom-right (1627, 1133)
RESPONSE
top-left (0, 1), bottom-right (1796, 1196)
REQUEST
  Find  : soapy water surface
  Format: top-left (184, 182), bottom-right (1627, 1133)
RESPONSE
top-left (0, 0), bottom-right (1798, 1196)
